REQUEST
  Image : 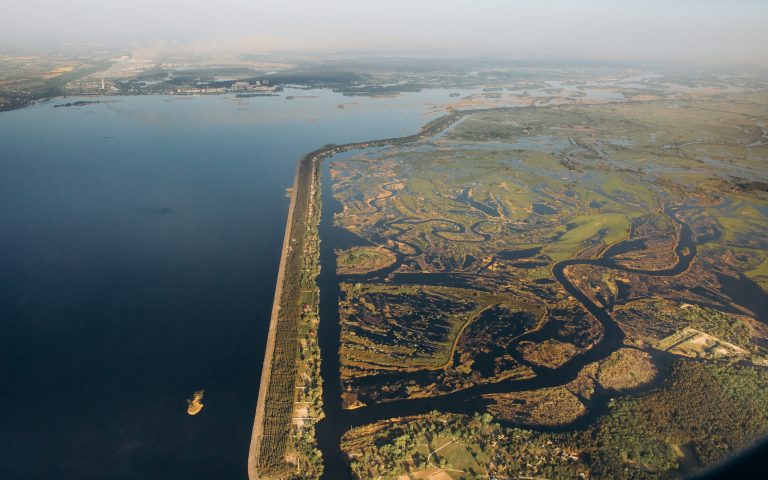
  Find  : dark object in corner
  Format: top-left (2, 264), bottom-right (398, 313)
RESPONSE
top-left (692, 437), bottom-right (768, 479)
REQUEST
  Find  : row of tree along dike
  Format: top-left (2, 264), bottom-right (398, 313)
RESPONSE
top-left (250, 151), bottom-right (324, 479)
top-left (249, 107), bottom-right (487, 479)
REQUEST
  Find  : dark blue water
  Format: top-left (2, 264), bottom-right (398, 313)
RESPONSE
top-left (0, 90), bottom-right (462, 479)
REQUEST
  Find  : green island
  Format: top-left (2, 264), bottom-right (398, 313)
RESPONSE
top-left (336, 247), bottom-right (397, 275)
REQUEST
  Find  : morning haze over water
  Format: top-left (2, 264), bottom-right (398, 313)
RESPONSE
top-left (1, 1), bottom-right (767, 480)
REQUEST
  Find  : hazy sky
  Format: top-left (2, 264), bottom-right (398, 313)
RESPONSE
top-left (1, 0), bottom-right (767, 64)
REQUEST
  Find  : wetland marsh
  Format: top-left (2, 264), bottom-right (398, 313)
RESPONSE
top-left (315, 89), bottom-right (768, 479)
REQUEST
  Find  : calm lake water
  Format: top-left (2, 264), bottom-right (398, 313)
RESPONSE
top-left (0, 89), bottom-right (470, 479)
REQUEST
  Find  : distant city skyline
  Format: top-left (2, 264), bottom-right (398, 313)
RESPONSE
top-left (1, 0), bottom-right (767, 65)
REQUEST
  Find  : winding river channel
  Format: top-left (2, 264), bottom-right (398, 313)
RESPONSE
top-left (315, 143), bottom-right (700, 477)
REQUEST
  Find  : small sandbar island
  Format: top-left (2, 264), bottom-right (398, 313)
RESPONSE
top-left (186, 390), bottom-right (204, 416)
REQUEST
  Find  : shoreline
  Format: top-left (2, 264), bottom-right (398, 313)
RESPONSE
top-left (247, 152), bottom-right (303, 479)
top-left (247, 108), bottom-right (470, 479)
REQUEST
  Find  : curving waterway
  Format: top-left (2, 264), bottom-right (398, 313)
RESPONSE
top-left (315, 144), bottom-right (701, 478)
